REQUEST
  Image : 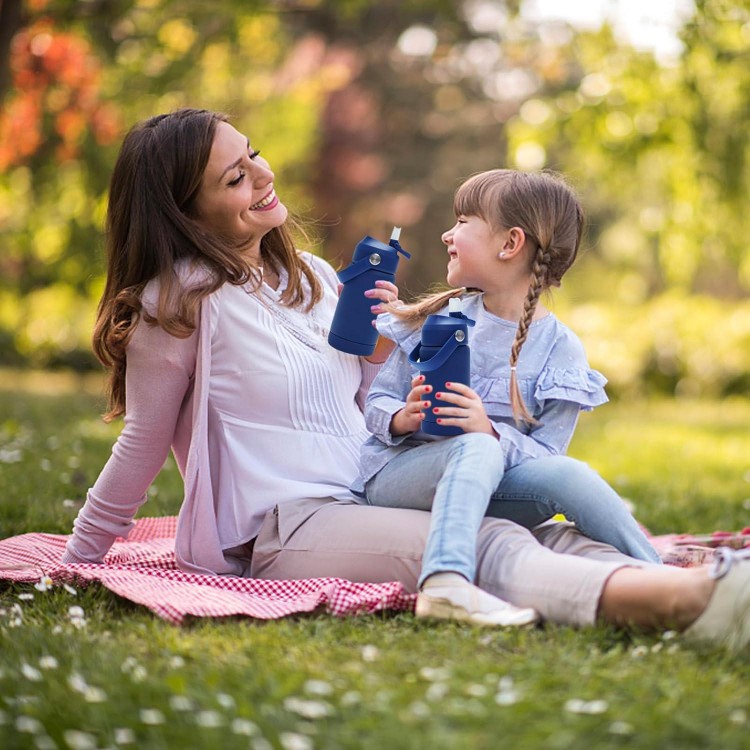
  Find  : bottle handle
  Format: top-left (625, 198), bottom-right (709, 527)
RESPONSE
top-left (408, 334), bottom-right (464, 372)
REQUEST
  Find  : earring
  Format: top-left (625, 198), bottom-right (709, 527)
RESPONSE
top-left (498, 252), bottom-right (507, 259)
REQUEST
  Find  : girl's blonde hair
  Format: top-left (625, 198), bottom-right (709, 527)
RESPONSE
top-left (391, 169), bottom-right (584, 425)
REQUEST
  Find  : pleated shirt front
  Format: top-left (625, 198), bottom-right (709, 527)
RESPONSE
top-left (207, 259), bottom-right (369, 549)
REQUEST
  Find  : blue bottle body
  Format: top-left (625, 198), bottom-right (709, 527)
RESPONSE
top-left (328, 234), bottom-right (410, 356)
top-left (408, 308), bottom-right (475, 437)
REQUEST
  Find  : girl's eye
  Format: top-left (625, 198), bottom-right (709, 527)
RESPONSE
top-left (228, 171), bottom-right (245, 187)
top-left (249, 149), bottom-right (261, 160)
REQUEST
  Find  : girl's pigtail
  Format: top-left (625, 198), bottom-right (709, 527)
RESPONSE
top-left (387, 287), bottom-right (469, 324)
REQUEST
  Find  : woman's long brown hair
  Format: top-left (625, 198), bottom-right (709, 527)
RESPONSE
top-left (94, 108), bottom-right (321, 420)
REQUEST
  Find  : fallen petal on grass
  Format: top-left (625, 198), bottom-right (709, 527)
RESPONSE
top-left (195, 710), bottom-right (223, 728)
top-left (139, 709), bottom-right (166, 725)
top-left (21, 663), bottom-right (43, 681)
top-left (39, 655), bottom-right (59, 670)
top-left (279, 732), bottom-right (314, 750)
top-left (609, 721), bottom-right (634, 735)
top-left (284, 697), bottom-right (334, 719)
top-left (16, 715), bottom-right (44, 734)
top-left (169, 695), bottom-right (193, 712)
top-left (564, 699), bottom-right (609, 715)
top-left (114, 727), bottom-right (136, 744)
top-left (63, 729), bottom-right (98, 750)
top-left (303, 679), bottom-right (333, 696)
top-left (231, 718), bottom-right (259, 736)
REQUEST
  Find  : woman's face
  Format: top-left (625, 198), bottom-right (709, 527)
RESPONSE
top-left (192, 121), bottom-right (288, 256)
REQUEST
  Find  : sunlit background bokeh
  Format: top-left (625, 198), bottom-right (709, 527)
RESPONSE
top-left (1, 0), bottom-right (748, 400)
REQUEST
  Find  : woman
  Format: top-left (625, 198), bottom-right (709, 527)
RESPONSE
top-left (63, 108), bottom-right (750, 648)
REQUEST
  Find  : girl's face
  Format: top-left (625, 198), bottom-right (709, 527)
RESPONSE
top-left (442, 214), bottom-right (504, 289)
top-left (192, 121), bottom-right (288, 256)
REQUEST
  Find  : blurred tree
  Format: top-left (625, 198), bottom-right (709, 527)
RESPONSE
top-left (295, 0), bottom-right (576, 296)
top-left (501, 0), bottom-right (750, 395)
top-left (0, 0), bottom-right (344, 367)
top-left (0, 0), bottom-right (25, 102)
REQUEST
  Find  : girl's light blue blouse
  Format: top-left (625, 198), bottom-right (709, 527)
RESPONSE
top-left (353, 293), bottom-right (608, 495)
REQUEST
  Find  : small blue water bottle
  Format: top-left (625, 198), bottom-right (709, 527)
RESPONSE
top-left (328, 227), bottom-right (411, 356)
top-left (408, 298), bottom-right (476, 437)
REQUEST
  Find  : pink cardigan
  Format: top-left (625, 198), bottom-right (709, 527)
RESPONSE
top-left (63, 258), bottom-right (378, 575)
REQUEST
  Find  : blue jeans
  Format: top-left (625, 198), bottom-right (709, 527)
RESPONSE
top-left (364, 434), bottom-right (661, 587)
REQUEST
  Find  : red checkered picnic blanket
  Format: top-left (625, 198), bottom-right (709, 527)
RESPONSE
top-left (1, 517), bottom-right (748, 624)
top-left (0, 517), bottom-right (414, 624)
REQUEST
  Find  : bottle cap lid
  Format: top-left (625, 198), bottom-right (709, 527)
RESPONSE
top-left (448, 298), bottom-right (462, 314)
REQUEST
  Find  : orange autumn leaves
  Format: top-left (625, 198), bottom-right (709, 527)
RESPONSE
top-left (0, 20), bottom-right (121, 171)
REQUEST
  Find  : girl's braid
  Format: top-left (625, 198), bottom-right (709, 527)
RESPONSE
top-left (509, 244), bottom-right (551, 425)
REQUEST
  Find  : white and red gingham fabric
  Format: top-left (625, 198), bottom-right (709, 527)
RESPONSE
top-left (1, 516), bottom-right (748, 625)
top-left (0, 516), bottom-right (416, 624)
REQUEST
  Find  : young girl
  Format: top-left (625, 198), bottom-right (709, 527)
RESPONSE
top-left (354, 169), bottom-right (661, 626)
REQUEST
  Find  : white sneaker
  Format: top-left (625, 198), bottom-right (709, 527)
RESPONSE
top-left (684, 548), bottom-right (750, 651)
top-left (416, 574), bottom-right (539, 628)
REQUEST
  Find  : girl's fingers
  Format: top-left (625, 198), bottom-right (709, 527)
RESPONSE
top-left (433, 391), bottom-right (470, 407)
top-left (407, 385), bottom-right (432, 402)
top-left (431, 407), bottom-right (468, 417)
top-left (433, 416), bottom-right (465, 429)
top-left (443, 381), bottom-right (477, 397)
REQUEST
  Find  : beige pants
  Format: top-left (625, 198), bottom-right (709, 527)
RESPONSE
top-left (250, 497), bottom-right (652, 626)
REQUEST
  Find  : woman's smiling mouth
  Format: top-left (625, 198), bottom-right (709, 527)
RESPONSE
top-left (250, 189), bottom-right (278, 211)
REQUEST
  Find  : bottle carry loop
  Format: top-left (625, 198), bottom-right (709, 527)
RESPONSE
top-left (337, 254), bottom-right (385, 284)
top-left (408, 334), bottom-right (463, 373)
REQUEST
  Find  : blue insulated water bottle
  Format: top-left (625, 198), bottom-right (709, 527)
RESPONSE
top-left (328, 227), bottom-right (411, 356)
top-left (408, 299), bottom-right (476, 437)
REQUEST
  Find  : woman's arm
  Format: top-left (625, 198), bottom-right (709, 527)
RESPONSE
top-left (62, 317), bottom-right (197, 564)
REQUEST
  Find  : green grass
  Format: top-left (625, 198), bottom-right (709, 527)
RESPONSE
top-left (1, 370), bottom-right (750, 749)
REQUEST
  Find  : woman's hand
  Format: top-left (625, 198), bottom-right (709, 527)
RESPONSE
top-left (432, 381), bottom-right (495, 436)
top-left (364, 279), bottom-right (401, 314)
top-left (390, 374), bottom-right (431, 436)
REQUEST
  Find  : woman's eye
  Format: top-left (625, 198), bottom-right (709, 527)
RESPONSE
top-left (228, 172), bottom-right (245, 187)
top-left (249, 149), bottom-right (261, 160)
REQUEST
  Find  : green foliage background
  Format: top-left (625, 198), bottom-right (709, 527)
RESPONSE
top-left (1, 0), bottom-right (749, 397)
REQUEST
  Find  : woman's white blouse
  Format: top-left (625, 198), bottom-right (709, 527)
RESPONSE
top-left (207, 262), bottom-right (369, 549)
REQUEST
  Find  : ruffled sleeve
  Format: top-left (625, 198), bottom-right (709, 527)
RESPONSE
top-left (534, 366), bottom-right (608, 412)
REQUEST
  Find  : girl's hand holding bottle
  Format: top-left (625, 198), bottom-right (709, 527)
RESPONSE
top-left (390, 374), bottom-right (432, 436)
top-left (432, 381), bottom-right (495, 436)
top-left (391, 377), bottom-right (495, 437)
